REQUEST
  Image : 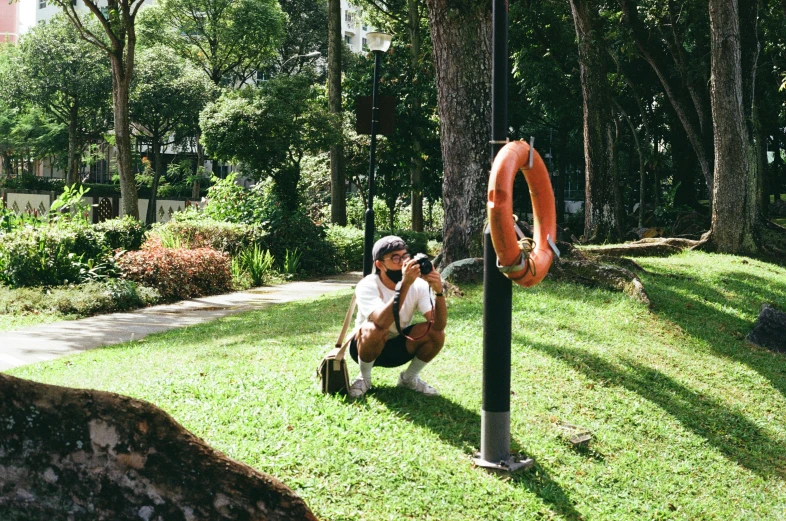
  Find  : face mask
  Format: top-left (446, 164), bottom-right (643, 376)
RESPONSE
top-left (384, 269), bottom-right (403, 284)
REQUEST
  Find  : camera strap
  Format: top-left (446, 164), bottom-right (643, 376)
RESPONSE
top-left (392, 287), bottom-right (434, 341)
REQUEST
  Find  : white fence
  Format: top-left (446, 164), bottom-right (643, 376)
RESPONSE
top-left (0, 189), bottom-right (205, 224)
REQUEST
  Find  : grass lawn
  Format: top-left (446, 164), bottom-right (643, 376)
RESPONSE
top-left (0, 312), bottom-right (72, 332)
top-left (8, 251), bottom-right (786, 520)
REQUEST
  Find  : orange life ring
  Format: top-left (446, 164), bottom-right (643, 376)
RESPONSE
top-left (487, 140), bottom-right (558, 287)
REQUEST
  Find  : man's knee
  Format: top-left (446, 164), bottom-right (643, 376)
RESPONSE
top-left (429, 328), bottom-right (445, 348)
top-left (357, 321), bottom-right (387, 361)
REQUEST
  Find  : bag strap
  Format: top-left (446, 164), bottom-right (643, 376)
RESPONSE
top-left (334, 294), bottom-right (357, 359)
top-left (393, 287), bottom-right (434, 342)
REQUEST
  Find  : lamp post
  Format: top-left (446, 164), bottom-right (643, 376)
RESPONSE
top-left (361, 32), bottom-right (393, 276)
top-left (280, 51), bottom-right (322, 71)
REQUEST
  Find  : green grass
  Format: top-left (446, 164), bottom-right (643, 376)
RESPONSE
top-left (8, 251), bottom-right (786, 520)
top-left (0, 311), bottom-right (73, 332)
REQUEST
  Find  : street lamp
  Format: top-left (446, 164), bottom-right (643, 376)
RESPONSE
top-left (280, 51), bottom-right (322, 69)
top-left (362, 32), bottom-right (393, 276)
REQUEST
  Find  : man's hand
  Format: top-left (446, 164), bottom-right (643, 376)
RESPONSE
top-left (422, 269), bottom-right (443, 293)
top-left (401, 257), bottom-right (421, 287)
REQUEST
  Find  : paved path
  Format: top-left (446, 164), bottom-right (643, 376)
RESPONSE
top-left (0, 273), bottom-right (361, 372)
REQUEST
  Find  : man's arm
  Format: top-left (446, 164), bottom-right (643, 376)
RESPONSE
top-left (367, 258), bottom-right (420, 329)
top-left (423, 270), bottom-right (447, 331)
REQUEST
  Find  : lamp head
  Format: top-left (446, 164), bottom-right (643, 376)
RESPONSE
top-left (366, 32), bottom-right (393, 53)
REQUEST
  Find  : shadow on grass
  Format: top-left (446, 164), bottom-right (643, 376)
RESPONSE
top-left (638, 267), bottom-right (786, 398)
top-left (528, 338), bottom-right (786, 480)
top-left (373, 388), bottom-right (585, 521)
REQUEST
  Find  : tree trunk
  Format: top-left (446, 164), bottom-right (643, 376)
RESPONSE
top-left (425, 0), bottom-right (492, 264)
top-left (145, 136), bottom-right (163, 226)
top-left (569, 0), bottom-right (620, 243)
top-left (111, 59), bottom-right (139, 219)
top-left (773, 131), bottom-right (782, 202)
top-left (703, 0), bottom-right (757, 253)
top-left (328, 0), bottom-right (346, 225)
top-left (408, 0), bottom-right (425, 233)
top-left (67, 102), bottom-right (79, 187)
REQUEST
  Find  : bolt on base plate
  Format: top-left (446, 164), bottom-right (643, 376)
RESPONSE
top-left (472, 453), bottom-right (534, 474)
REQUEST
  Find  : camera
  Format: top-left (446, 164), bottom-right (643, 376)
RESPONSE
top-left (412, 253), bottom-right (433, 275)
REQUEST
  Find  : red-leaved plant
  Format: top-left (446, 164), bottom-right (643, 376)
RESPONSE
top-left (115, 242), bottom-right (233, 301)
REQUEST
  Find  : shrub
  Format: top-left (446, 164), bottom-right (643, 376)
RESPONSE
top-left (152, 215), bottom-right (266, 256)
top-left (0, 226), bottom-right (109, 287)
top-left (397, 231), bottom-right (430, 258)
top-left (115, 245), bottom-right (233, 301)
top-left (0, 280), bottom-right (160, 317)
top-left (325, 224), bottom-right (365, 271)
top-left (93, 216), bottom-right (146, 251)
top-left (262, 207), bottom-right (338, 276)
top-left (203, 173), bottom-right (266, 224)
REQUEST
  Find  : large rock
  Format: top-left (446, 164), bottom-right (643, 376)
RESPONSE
top-left (0, 374), bottom-right (318, 521)
top-left (441, 258), bottom-right (484, 285)
top-left (747, 304), bottom-right (786, 353)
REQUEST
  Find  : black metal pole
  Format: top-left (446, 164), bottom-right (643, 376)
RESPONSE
top-left (362, 51), bottom-right (382, 277)
top-left (475, 0), bottom-right (530, 473)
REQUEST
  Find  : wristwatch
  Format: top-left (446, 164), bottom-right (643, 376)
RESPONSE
top-left (434, 292), bottom-right (444, 297)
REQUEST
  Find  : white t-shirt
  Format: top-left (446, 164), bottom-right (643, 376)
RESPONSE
top-left (354, 274), bottom-right (433, 339)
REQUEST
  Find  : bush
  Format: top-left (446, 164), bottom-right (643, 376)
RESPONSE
top-left (325, 224), bottom-right (365, 271)
top-left (203, 173), bottom-right (267, 224)
top-left (0, 225), bottom-right (110, 287)
top-left (324, 226), bottom-right (435, 272)
top-left (397, 231), bottom-right (430, 258)
top-left (115, 245), bottom-right (233, 301)
top-left (262, 206), bottom-right (338, 276)
top-left (93, 216), bottom-right (146, 251)
top-left (152, 212), bottom-right (266, 255)
top-left (0, 280), bottom-right (160, 316)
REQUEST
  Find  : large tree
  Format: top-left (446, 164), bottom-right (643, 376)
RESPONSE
top-left (137, 0), bottom-right (285, 86)
top-left (702, 0), bottom-right (758, 253)
top-left (327, 0), bottom-right (346, 224)
top-left (424, 0), bottom-right (492, 263)
top-left (200, 74), bottom-right (337, 211)
top-left (130, 46), bottom-right (216, 225)
top-left (54, 0), bottom-right (145, 218)
top-left (568, 0), bottom-right (621, 242)
top-left (10, 15), bottom-right (111, 187)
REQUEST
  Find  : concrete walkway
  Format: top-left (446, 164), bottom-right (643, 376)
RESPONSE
top-left (0, 272), bottom-right (361, 372)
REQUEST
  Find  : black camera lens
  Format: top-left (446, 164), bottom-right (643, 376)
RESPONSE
top-left (412, 253), bottom-right (433, 275)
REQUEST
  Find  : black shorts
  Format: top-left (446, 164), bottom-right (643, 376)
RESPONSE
top-left (349, 325), bottom-right (416, 368)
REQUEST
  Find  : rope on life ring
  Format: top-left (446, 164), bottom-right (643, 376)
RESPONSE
top-left (487, 139), bottom-right (559, 287)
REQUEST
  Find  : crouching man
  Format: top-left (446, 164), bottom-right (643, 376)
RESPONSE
top-left (348, 235), bottom-right (447, 399)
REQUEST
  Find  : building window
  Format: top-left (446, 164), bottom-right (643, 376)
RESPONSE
top-left (345, 35), bottom-right (352, 45)
top-left (345, 11), bottom-right (354, 22)
top-left (362, 24), bottom-right (367, 31)
top-left (362, 37), bottom-right (367, 50)
top-left (39, 0), bottom-right (46, 8)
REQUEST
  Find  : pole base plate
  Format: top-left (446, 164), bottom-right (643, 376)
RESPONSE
top-left (472, 453), bottom-right (534, 474)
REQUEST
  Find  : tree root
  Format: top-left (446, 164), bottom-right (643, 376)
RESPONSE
top-left (580, 237), bottom-right (698, 257)
top-left (547, 248), bottom-right (651, 307)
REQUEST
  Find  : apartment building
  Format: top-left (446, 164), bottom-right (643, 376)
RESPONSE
top-left (341, 0), bottom-right (376, 54)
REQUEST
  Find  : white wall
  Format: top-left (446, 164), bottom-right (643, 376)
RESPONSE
top-left (4, 191), bottom-right (206, 224)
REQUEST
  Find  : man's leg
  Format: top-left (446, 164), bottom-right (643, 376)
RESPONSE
top-left (399, 325), bottom-right (445, 395)
top-left (348, 321), bottom-right (388, 398)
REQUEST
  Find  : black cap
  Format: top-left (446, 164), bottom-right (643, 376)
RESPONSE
top-left (372, 235), bottom-right (407, 262)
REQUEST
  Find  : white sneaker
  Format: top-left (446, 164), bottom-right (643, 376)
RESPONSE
top-left (348, 377), bottom-right (371, 399)
top-left (397, 372), bottom-right (439, 396)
